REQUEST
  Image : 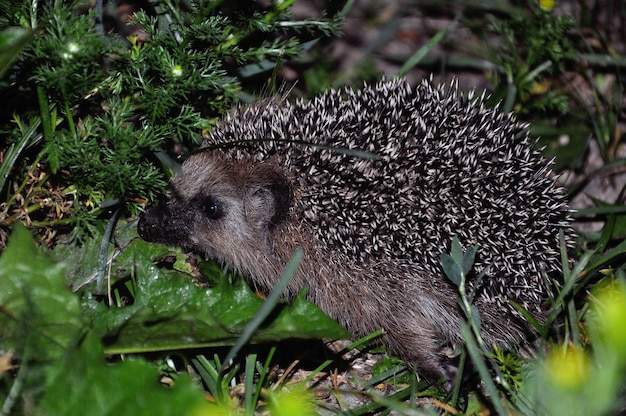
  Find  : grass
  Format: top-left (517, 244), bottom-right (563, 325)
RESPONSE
top-left (1, 0), bottom-right (626, 414)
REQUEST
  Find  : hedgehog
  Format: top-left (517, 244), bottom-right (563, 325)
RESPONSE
top-left (137, 78), bottom-right (570, 386)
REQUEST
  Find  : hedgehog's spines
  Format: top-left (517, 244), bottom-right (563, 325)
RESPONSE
top-left (201, 78), bottom-right (568, 315)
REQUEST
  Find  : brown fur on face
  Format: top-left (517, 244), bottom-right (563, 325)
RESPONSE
top-left (139, 157), bottom-right (293, 278)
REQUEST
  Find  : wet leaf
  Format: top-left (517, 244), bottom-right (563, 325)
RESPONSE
top-left (40, 332), bottom-right (209, 416)
top-left (0, 224), bottom-right (82, 361)
top-left (75, 231), bottom-right (349, 354)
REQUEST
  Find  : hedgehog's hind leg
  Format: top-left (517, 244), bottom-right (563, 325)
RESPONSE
top-left (384, 325), bottom-right (459, 391)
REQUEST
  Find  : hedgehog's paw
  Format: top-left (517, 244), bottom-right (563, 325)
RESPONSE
top-left (397, 338), bottom-right (459, 393)
top-left (437, 356), bottom-right (460, 393)
top-left (419, 353), bottom-right (459, 392)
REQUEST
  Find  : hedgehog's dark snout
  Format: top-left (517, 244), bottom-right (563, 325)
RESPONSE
top-left (137, 201), bottom-right (192, 245)
top-left (137, 205), bottom-right (166, 242)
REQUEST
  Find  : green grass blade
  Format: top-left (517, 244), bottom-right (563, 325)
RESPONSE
top-left (0, 27), bottom-right (34, 78)
top-left (460, 322), bottom-right (508, 416)
top-left (221, 249), bottom-right (303, 369)
top-left (396, 27), bottom-right (449, 78)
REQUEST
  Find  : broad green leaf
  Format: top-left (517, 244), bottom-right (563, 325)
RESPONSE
top-left (40, 331), bottom-right (209, 416)
top-left (0, 224), bottom-right (83, 361)
top-left (450, 236), bottom-right (463, 262)
top-left (462, 245), bottom-right (478, 276)
top-left (52, 221), bottom-right (172, 291)
top-left (76, 232), bottom-right (349, 354)
top-left (440, 253), bottom-right (462, 287)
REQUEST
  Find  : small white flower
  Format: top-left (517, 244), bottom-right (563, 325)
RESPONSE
top-left (67, 42), bottom-right (80, 53)
top-left (172, 64), bottom-right (183, 77)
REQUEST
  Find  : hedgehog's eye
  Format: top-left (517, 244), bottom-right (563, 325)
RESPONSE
top-left (205, 198), bottom-right (222, 220)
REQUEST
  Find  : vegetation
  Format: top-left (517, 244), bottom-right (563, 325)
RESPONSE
top-left (1, 0), bottom-right (626, 414)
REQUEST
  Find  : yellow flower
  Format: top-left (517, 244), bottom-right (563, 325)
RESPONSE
top-left (545, 346), bottom-right (589, 389)
top-left (594, 283), bottom-right (626, 360)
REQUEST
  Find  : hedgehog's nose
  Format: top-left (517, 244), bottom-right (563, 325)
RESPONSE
top-left (137, 201), bottom-right (193, 246)
top-left (137, 210), bottom-right (159, 242)
top-left (137, 199), bottom-right (172, 242)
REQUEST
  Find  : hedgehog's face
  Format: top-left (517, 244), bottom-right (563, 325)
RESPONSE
top-left (137, 154), bottom-right (292, 272)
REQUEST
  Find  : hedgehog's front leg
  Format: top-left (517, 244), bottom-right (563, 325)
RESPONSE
top-left (308, 260), bottom-right (461, 389)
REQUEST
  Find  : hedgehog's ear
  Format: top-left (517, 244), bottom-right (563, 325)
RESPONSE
top-left (244, 165), bottom-right (292, 228)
